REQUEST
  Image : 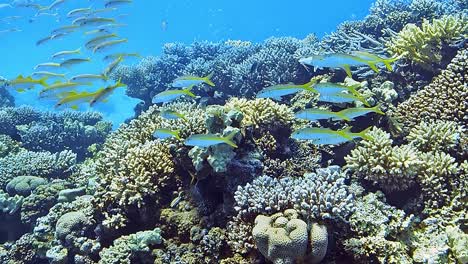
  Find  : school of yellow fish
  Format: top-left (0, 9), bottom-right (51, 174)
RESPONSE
top-left (2, 0), bottom-right (397, 146)
top-left (5, 0), bottom-right (135, 110)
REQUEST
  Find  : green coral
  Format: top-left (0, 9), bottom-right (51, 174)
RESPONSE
top-left (99, 228), bottom-right (162, 264)
top-left (6, 176), bottom-right (47, 197)
top-left (387, 14), bottom-right (468, 66)
top-left (407, 120), bottom-right (462, 152)
top-left (0, 134), bottom-right (21, 158)
top-left (344, 127), bottom-right (421, 192)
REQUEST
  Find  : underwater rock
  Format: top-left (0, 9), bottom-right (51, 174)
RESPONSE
top-left (252, 209), bottom-right (308, 264)
top-left (55, 211), bottom-right (92, 241)
top-left (57, 187), bottom-right (86, 203)
top-left (6, 176), bottom-right (47, 197)
top-left (372, 80), bottom-right (398, 103)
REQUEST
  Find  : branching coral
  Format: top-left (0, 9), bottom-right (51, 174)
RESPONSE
top-left (0, 106), bottom-right (111, 159)
top-left (234, 166), bottom-right (355, 223)
top-left (344, 127), bottom-right (421, 192)
top-left (224, 98), bottom-right (294, 129)
top-left (407, 120), bottom-right (462, 152)
top-left (0, 150), bottom-right (76, 188)
top-left (386, 15), bottom-right (467, 66)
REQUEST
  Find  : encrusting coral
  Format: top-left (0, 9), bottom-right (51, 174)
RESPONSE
top-left (391, 47), bottom-right (467, 130)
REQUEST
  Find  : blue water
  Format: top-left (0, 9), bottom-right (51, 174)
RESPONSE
top-left (1, 0), bottom-right (374, 127)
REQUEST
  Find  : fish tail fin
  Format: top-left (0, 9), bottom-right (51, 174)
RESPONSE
top-left (367, 62), bottom-right (380, 73)
top-left (354, 93), bottom-right (370, 107)
top-left (76, 47), bottom-right (81, 54)
top-left (343, 64), bottom-right (352, 77)
top-left (336, 112), bottom-right (351, 121)
top-left (183, 85), bottom-right (196, 97)
top-left (373, 103), bottom-right (385, 115)
top-left (39, 77), bottom-right (49, 87)
top-left (304, 78), bottom-right (318, 87)
top-left (223, 130), bottom-right (238, 148)
top-left (203, 73), bottom-right (215, 87)
top-left (382, 55), bottom-right (402, 71)
top-left (135, 53), bottom-right (142, 58)
top-left (71, 105), bottom-right (79, 111)
top-left (357, 126), bottom-right (373, 140)
top-left (174, 130), bottom-right (181, 140)
top-left (102, 74), bottom-right (109, 81)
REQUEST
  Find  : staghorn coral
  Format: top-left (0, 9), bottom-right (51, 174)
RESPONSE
top-left (386, 15), bottom-right (467, 66)
top-left (113, 36), bottom-right (317, 113)
top-left (344, 127), bottom-right (421, 192)
top-left (0, 150), bottom-right (76, 188)
top-left (391, 47), bottom-right (467, 130)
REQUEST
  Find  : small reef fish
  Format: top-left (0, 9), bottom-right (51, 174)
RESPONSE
top-left (0, 16), bottom-right (22, 23)
top-left (318, 92), bottom-right (370, 107)
top-left (295, 108), bottom-right (351, 122)
top-left (152, 85), bottom-right (196, 104)
top-left (102, 56), bottom-right (123, 77)
top-left (334, 105), bottom-right (385, 121)
top-left (34, 62), bottom-right (62, 71)
top-left (299, 53), bottom-right (382, 77)
top-left (0, 28), bottom-right (22, 34)
top-left (51, 25), bottom-right (79, 34)
top-left (103, 53), bottom-right (140, 62)
top-left (70, 74), bottom-right (108, 83)
top-left (256, 80), bottom-right (317, 100)
top-left (84, 28), bottom-right (112, 36)
top-left (291, 127), bottom-right (370, 145)
top-left (153, 129), bottom-right (181, 140)
top-left (184, 131), bottom-right (238, 148)
top-left (55, 91), bottom-right (98, 110)
top-left (88, 7), bottom-right (117, 15)
top-left (39, 81), bottom-right (90, 97)
top-left (97, 23), bottom-right (127, 29)
top-left (312, 82), bottom-right (361, 96)
top-left (93, 38), bottom-right (128, 53)
top-left (60, 58), bottom-right (91, 68)
top-left (66, 7), bottom-right (92, 18)
top-left (85, 33), bottom-right (118, 49)
top-left (51, 48), bottom-right (81, 60)
top-left (90, 80), bottom-right (127, 107)
top-left (39, 0), bottom-right (65, 11)
top-left (104, 0), bottom-right (133, 8)
top-left (172, 73), bottom-right (215, 88)
top-left (32, 71), bottom-right (66, 79)
top-left (79, 17), bottom-right (116, 27)
top-left (8, 75), bottom-right (48, 91)
top-left (36, 33), bottom-right (67, 46)
top-left (159, 110), bottom-right (187, 121)
top-left (351, 51), bottom-right (399, 71)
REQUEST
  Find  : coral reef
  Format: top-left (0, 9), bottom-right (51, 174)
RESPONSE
top-left (0, 106), bottom-right (111, 159)
top-left (386, 15), bottom-right (467, 67)
top-left (391, 47), bottom-right (467, 130)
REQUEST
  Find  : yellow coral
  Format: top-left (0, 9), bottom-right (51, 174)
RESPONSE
top-left (387, 15), bottom-right (467, 66)
top-left (225, 98), bottom-right (294, 128)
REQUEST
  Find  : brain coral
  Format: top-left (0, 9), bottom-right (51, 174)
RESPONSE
top-left (252, 209), bottom-right (308, 264)
top-left (391, 47), bottom-right (467, 130)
